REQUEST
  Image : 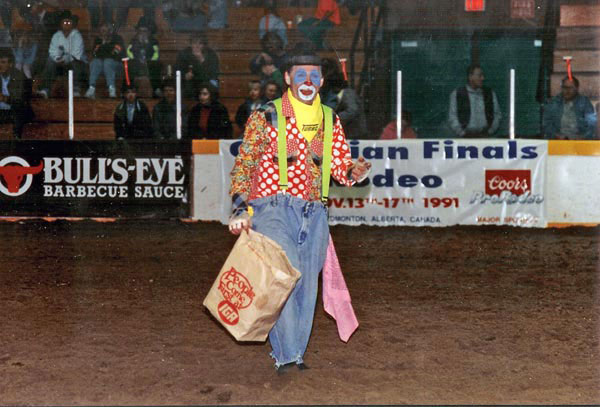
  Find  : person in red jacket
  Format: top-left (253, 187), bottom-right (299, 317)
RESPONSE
top-left (187, 83), bottom-right (232, 139)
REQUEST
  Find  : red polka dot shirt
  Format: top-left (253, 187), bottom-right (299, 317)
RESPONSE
top-left (230, 93), bottom-right (355, 203)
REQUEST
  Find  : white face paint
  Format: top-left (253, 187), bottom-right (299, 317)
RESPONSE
top-left (297, 84), bottom-right (317, 101)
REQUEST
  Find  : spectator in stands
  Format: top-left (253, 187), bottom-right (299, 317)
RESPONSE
top-left (321, 58), bottom-right (366, 139)
top-left (152, 77), bottom-right (188, 139)
top-left (164, 0), bottom-right (208, 32)
top-left (297, 0), bottom-right (340, 50)
top-left (254, 54), bottom-right (284, 90)
top-left (12, 30), bottom-right (38, 79)
top-left (262, 79), bottom-right (281, 101)
top-left (127, 20), bottom-right (162, 98)
top-left (19, 1), bottom-right (63, 75)
top-left (448, 64), bottom-right (501, 138)
top-left (174, 35), bottom-right (219, 99)
top-left (259, 1), bottom-right (287, 47)
top-left (114, 1), bottom-right (157, 33)
top-left (36, 11), bottom-right (87, 99)
top-left (187, 82), bottom-right (232, 139)
top-left (0, 47), bottom-right (34, 139)
top-left (542, 75), bottom-right (597, 140)
top-left (250, 31), bottom-right (288, 75)
top-left (207, 0), bottom-right (227, 29)
top-left (85, 23), bottom-right (124, 99)
top-left (87, 0), bottom-right (113, 29)
top-left (0, 0), bottom-right (14, 30)
top-left (114, 83), bottom-right (153, 139)
top-left (380, 111), bottom-right (417, 140)
top-left (235, 79), bottom-right (264, 134)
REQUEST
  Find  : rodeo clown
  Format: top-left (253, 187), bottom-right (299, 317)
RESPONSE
top-left (228, 43), bottom-right (371, 374)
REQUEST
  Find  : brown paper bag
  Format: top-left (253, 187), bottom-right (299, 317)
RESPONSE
top-left (203, 229), bottom-right (301, 342)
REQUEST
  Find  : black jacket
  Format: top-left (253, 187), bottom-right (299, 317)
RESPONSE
top-left (92, 34), bottom-right (125, 60)
top-left (174, 46), bottom-right (220, 84)
top-left (187, 100), bottom-right (232, 139)
top-left (235, 98), bottom-right (266, 129)
top-left (152, 98), bottom-right (187, 140)
top-left (175, 46), bottom-right (220, 98)
top-left (114, 99), bottom-right (153, 140)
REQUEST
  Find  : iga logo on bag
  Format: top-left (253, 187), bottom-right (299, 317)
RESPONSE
top-left (485, 170), bottom-right (530, 196)
top-left (217, 268), bottom-right (256, 325)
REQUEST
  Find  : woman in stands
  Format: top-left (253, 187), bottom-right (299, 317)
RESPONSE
top-left (187, 83), bottom-right (232, 139)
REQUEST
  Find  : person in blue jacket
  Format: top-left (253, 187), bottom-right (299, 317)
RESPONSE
top-left (543, 75), bottom-right (597, 140)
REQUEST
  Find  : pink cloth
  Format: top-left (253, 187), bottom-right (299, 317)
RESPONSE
top-left (322, 235), bottom-right (359, 342)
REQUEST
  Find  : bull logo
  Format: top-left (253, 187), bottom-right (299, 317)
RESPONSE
top-left (0, 156), bottom-right (44, 197)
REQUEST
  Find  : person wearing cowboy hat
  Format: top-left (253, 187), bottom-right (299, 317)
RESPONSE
top-left (36, 10), bottom-right (87, 98)
top-left (228, 42), bottom-right (371, 374)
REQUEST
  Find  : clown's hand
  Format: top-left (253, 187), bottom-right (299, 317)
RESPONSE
top-left (350, 157), bottom-right (372, 183)
top-left (228, 211), bottom-right (252, 235)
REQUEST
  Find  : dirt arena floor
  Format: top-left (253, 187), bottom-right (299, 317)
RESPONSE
top-left (0, 219), bottom-right (598, 405)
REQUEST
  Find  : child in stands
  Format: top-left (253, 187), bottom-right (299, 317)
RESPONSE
top-left (235, 79), bottom-right (265, 135)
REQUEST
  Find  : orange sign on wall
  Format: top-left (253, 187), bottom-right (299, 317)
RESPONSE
top-left (465, 0), bottom-right (485, 12)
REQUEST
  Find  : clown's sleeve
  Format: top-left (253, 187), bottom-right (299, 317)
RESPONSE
top-left (330, 115), bottom-right (357, 187)
top-left (229, 110), bottom-right (270, 216)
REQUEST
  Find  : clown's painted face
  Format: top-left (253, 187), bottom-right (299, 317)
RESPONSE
top-left (285, 65), bottom-right (323, 104)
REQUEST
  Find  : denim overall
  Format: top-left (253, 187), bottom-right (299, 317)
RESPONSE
top-left (250, 98), bottom-right (334, 367)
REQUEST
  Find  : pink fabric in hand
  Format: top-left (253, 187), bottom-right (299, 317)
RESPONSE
top-left (323, 234), bottom-right (359, 342)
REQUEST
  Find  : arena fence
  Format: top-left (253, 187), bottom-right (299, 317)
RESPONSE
top-left (0, 140), bottom-right (190, 218)
top-left (0, 138), bottom-right (597, 226)
top-left (192, 139), bottom-right (600, 228)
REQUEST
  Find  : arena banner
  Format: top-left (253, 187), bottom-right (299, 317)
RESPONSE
top-left (0, 140), bottom-right (191, 218)
top-left (325, 139), bottom-right (547, 227)
top-left (219, 139), bottom-right (547, 227)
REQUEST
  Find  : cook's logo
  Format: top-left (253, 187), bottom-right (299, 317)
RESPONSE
top-left (485, 170), bottom-right (530, 196)
top-left (217, 267), bottom-right (255, 326)
top-left (470, 169), bottom-right (543, 205)
top-left (0, 157), bottom-right (44, 197)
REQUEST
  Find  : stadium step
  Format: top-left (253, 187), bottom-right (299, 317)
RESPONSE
top-left (560, 4), bottom-right (600, 27)
top-left (553, 50), bottom-right (600, 73)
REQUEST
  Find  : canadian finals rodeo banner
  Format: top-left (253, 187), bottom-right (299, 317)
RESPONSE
top-left (220, 139), bottom-right (548, 228)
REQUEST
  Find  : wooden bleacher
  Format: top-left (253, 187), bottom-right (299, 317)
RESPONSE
top-left (0, 6), bottom-right (366, 140)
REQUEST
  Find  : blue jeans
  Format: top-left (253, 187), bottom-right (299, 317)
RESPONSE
top-left (249, 194), bottom-right (329, 368)
top-left (89, 58), bottom-right (121, 88)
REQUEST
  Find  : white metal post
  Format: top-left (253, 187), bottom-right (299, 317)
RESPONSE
top-left (176, 70), bottom-right (182, 140)
top-left (68, 70), bottom-right (74, 140)
top-left (396, 70), bottom-right (402, 139)
top-left (509, 69), bottom-right (515, 140)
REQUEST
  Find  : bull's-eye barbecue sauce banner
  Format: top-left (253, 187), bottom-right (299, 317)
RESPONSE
top-left (221, 139), bottom-right (548, 228)
top-left (0, 140), bottom-right (191, 218)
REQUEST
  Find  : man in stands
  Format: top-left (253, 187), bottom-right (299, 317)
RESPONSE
top-left (259, 1), bottom-right (287, 47)
top-left (36, 10), bottom-right (87, 99)
top-left (18, 1), bottom-right (63, 75)
top-left (448, 64), bottom-right (502, 138)
top-left (174, 35), bottom-right (220, 100)
top-left (250, 32), bottom-right (288, 75)
top-left (262, 79), bottom-right (282, 102)
top-left (126, 20), bottom-right (162, 98)
top-left (152, 78), bottom-right (187, 139)
top-left (85, 23), bottom-right (125, 99)
top-left (113, 83), bottom-right (153, 140)
top-left (542, 75), bottom-right (597, 140)
top-left (0, 48), bottom-right (34, 139)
